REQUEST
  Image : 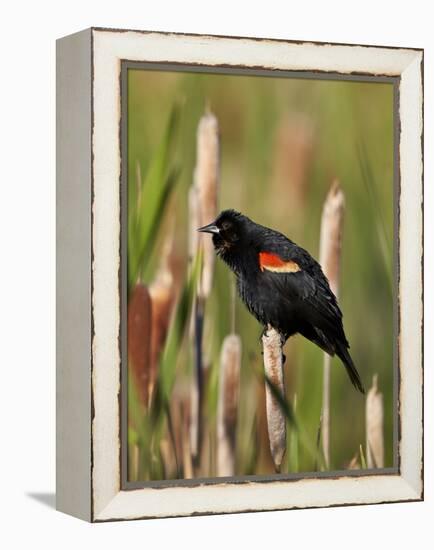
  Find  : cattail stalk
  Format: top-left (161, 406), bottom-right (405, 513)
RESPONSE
top-left (262, 326), bottom-right (286, 472)
top-left (255, 373), bottom-right (276, 472)
top-left (347, 452), bottom-right (361, 470)
top-left (188, 184), bottom-right (200, 265)
top-left (130, 444), bottom-right (139, 482)
top-left (189, 110), bottom-right (220, 468)
top-left (180, 399), bottom-right (193, 479)
top-left (319, 181), bottom-right (345, 469)
top-left (187, 184), bottom-right (201, 461)
top-left (189, 300), bottom-right (204, 465)
top-left (128, 283), bottom-right (152, 407)
top-left (366, 374), bottom-right (384, 468)
top-left (217, 334), bottom-right (242, 476)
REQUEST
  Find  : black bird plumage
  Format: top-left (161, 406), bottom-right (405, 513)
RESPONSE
top-left (198, 209), bottom-right (365, 393)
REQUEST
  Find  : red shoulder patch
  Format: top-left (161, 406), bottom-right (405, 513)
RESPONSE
top-left (259, 251), bottom-right (301, 273)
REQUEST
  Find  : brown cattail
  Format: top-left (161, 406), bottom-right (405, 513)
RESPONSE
top-left (319, 181), bottom-right (345, 469)
top-left (128, 283), bottom-right (152, 407)
top-left (217, 334), bottom-right (242, 476)
top-left (195, 110), bottom-right (219, 299)
top-left (366, 374), bottom-right (384, 468)
top-left (262, 326), bottom-right (286, 472)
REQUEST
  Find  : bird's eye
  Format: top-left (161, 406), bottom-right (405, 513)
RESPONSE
top-left (222, 221), bottom-right (231, 230)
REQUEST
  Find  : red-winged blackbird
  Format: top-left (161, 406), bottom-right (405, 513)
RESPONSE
top-left (198, 209), bottom-right (364, 393)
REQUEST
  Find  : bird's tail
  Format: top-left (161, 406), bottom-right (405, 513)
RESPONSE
top-left (336, 344), bottom-right (365, 394)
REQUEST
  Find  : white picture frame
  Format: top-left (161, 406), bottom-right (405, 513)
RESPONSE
top-left (56, 27), bottom-right (423, 522)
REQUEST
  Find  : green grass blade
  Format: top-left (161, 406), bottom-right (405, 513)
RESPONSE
top-left (129, 107), bottom-right (180, 287)
top-left (159, 251), bottom-right (202, 402)
top-left (357, 142), bottom-right (393, 293)
top-left (141, 166), bottom-right (181, 282)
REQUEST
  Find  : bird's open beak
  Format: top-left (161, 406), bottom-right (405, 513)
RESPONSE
top-left (197, 223), bottom-right (220, 235)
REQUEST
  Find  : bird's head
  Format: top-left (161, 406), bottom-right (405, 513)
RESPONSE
top-left (197, 209), bottom-right (247, 259)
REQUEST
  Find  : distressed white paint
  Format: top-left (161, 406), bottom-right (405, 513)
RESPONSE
top-left (94, 30), bottom-right (416, 75)
top-left (92, 36), bottom-right (122, 517)
top-left (91, 28), bottom-right (423, 521)
top-left (397, 52), bottom-right (423, 495)
top-left (97, 474), bottom-right (419, 521)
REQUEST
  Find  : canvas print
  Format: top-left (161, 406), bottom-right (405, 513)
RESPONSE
top-left (125, 67), bottom-right (394, 483)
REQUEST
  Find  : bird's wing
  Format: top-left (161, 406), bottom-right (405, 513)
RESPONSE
top-left (258, 251), bottom-right (302, 274)
top-left (259, 247), bottom-right (346, 342)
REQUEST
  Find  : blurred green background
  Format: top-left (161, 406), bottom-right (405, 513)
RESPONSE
top-left (127, 67), bottom-right (394, 480)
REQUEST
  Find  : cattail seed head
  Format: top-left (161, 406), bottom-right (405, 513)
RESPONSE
top-left (128, 283), bottom-right (152, 407)
top-left (262, 326), bottom-right (286, 472)
top-left (217, 334), bottom-right (242, 476)
top-left (319, 180), bottom-right (345, 296)
top-left (195, 111), bottom-right (220, 299)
